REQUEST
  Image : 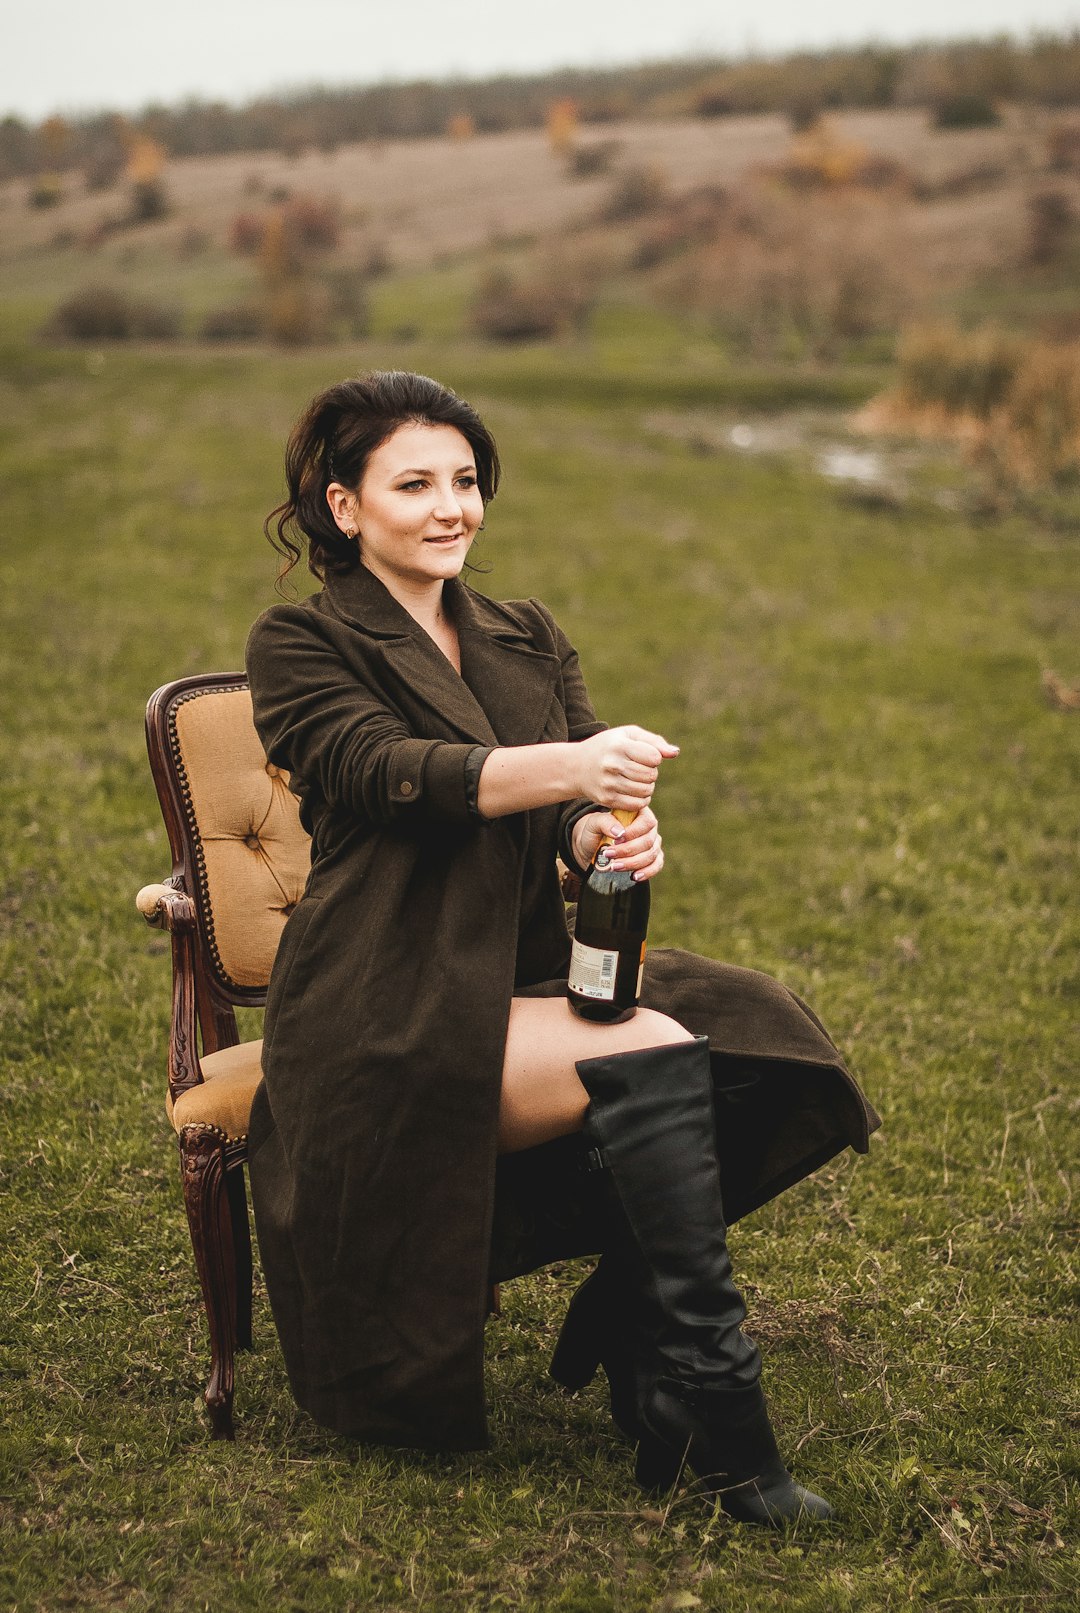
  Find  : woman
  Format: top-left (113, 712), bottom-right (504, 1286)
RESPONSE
top-left (246, 371), bottom-right (879, 1524)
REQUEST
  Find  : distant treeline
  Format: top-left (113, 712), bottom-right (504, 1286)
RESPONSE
top-left (5, 32), bottom-right (1080, 180)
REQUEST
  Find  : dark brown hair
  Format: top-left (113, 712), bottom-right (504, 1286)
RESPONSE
top-left (265, 370), bottom-right (501, 584)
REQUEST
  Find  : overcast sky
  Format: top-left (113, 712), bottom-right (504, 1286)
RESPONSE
top-left (6, 0), bottom-right (1080, 122)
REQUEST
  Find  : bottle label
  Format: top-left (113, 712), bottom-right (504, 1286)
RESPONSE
top-left (636, 940), bottom-right (647, 998)
top-left (568, 937), bottom-right (620, 1001)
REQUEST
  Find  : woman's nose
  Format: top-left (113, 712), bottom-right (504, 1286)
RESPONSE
top-left (432, 484), bottom-right (463, 520)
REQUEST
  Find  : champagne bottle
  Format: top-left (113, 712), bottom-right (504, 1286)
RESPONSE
top-left (567, 808), bottom-right (650, 1023)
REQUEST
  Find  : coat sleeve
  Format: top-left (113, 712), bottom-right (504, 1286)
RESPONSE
top-left (246, 605), bottom-right (492, 828)
top-left (528, 600), bottom-right (608, 874)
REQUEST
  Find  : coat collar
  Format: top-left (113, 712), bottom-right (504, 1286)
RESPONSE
top-left (322, 566), bottom-right (560, 748)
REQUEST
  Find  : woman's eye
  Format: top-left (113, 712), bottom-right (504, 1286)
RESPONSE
top-left (456, 475), bottom-right (477, 489)
top-left (398, 480), bottom-right (426, 491)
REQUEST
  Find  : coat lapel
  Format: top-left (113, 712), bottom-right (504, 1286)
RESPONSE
top-left (323, 568), bottom-right (559, 749)
top-left (454, 586), bottom-right (561, 748)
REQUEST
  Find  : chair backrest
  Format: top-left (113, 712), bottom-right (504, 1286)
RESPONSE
top-left (145, 673), bottom-right (311, 1009)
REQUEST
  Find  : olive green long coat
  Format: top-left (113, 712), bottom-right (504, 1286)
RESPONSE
top-left (245, 565), bottom-right (879, 1452)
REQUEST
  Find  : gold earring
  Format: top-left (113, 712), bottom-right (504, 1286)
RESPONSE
top-left (345, 526), bottom-right (359, 540)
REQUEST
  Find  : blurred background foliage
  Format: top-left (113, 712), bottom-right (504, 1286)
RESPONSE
top-left (6, 33), bottom-right (1080, 519)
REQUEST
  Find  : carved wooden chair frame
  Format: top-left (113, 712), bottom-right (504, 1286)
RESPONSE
top-left (138, 671), bottom-right (265, 1438)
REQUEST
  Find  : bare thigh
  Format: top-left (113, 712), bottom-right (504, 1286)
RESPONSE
top-left (498, 996), bottom-right (694, 1154)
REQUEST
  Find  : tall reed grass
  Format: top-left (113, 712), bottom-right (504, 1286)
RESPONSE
top-left (889, 322), bottom-right (1080, 508)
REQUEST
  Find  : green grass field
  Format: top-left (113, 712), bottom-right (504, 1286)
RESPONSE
top-left (1, 334), bottom-right (1077, 1612)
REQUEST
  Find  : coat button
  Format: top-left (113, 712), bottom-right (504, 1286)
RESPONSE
top-left (244, 834), bottom-right (261, 850)
top-left (265, 762), bottom-right (280, 778)
top-left (399, 780), bottom-right (414, 796)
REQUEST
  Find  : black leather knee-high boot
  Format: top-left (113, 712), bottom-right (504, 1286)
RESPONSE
top-left (568, 1035), bottom-right (832, 1525)
top-left (550, 1059), bottom-right (767, 1422)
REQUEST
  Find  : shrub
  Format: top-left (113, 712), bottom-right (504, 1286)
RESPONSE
top-left (129, 177), bottom-right (168, 222)
top-left (44, 284), bottom-right (181, 341)
top-left (229, 194), bottom-right (340, 265)
top-left (765, 119), bottom-right (910, 193)
top-left (566, 139), bottom-right (621, 179)
top-left (788, 96), bottom-right (823, 134)
top-left (1026, 189), bottom-right (1076, 267)
top-left (357, 239), bottom-right (392, 278)
top-left (546, 98), bottom-right (578, 155)
top-left (896, 324), bottom-right (1024, 419)
top-left (932, 93), bottom-right (1000, 130)
top-left (28, 174), bottom-right (63, 208)
top-left (265, 280), bottom-right (330, 346)
top-left (321, 266), bottom-right (370, 338)
top-left (631, 184), bottom-right (732, 269)
top-left (83, 143), bottom-right (125, 192)
top-left (981, 343), bottom-right (1080, 490)
top-left (229, 210), bottom-right (264, 255)
top-left (199, 302), bottom-right (263, 342)
top-left (601, 163), bottom-right (670, 222)
top-left (657, 191), bottom-right (917, 360)
top-left (911, 160), bottom-right (1007, 201)
top-left (283, 194), bottom-right (339, 252)
top-left (693, 84), bottom-right (736, 119)
top-left (854, 153), bottom-right (913, 192)
top-left (1046, 121), bottom-right (1080, 173)
top-left (882, 325), bottom-right (1080, 507)
top-left (469, 265), bottom-right (594, 343)
top-left (176, 225), bottom-right (210, 259)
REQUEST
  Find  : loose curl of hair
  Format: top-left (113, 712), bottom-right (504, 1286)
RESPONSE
top-left (265, 371), bottom-right (501, 588)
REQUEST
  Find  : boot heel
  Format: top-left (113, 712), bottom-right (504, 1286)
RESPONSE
top-left (549, 1269), bottom-right (604, 1391)
top-left (549, 1309), bottom-right (601, 1390)
top-left (635, 1429), bottom-right (685, 1492)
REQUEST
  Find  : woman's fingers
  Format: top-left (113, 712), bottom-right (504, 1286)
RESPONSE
top-left (573, 725), bottom-right (679, 810)
top-left (572, 805), bottom-right (666, 881)
top-left (611, 838), bottom-right (664, 881)
top-left (608, 808), bottom-right (663, 881)
top-left (610, 832), bottom-right (662, 872)
top-left (623, 725), bottom-right (680, 759)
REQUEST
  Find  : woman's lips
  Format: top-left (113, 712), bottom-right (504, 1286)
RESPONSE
top-left (424, 533), bottom-right (466, 543)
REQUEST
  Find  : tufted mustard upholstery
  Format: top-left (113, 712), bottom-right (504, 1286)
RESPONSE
top-left (173, 688), bottom-right (310, 989)
top-left (167, 1039), bottom-right (264, 1139)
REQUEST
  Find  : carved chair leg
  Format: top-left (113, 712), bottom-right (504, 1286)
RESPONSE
top-left (179, 1125), bottom-right (237, 1439)
top-left (225, 1162), bottom-right (253, 1352)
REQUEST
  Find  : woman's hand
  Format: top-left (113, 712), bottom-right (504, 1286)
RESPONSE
top-left (572, 725), bottom-right (679, 814)
top-left (571, 806), bottom-right (665, 882)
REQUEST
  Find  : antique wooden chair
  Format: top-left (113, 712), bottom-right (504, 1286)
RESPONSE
top-left (136, 671), bottom-right (310, 1438)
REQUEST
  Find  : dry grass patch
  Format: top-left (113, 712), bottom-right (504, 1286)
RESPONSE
top-left (859, 321), bottom-right (1080, 517)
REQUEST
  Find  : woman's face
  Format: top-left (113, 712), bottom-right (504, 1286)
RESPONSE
top-left (329, 421), bottom-right (485, 595)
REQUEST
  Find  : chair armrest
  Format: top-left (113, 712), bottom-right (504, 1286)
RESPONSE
top-left (556, 857), bottom-right (581, 903)
top-left (137, 879), bottom-right (204, 1100)
top-left (136, 882), bottom-right (196, 932)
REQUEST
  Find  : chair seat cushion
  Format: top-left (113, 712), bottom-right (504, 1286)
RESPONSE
top-left (166, 1039), bottom-right (264, 1140)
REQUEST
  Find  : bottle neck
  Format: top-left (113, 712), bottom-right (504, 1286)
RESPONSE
top-left (596, 809), bottom-right (635, 866)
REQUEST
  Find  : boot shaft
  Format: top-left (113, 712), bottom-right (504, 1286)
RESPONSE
top-left (575, 1036), bottom-right (759, 1387)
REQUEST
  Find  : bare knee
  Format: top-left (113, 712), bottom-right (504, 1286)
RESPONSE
top-left (623, 1009), bottom-right (695, 1049)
